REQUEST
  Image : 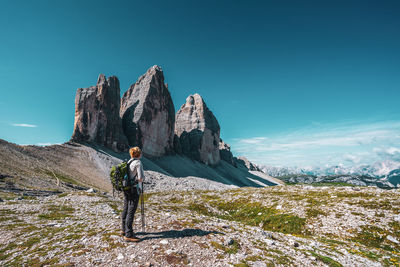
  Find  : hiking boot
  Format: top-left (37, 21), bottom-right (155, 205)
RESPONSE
top-left (124, 236), bottom-right (140, 242)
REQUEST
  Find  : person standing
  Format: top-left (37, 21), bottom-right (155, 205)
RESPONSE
top-left (121, 147), bottom-right (145, 242)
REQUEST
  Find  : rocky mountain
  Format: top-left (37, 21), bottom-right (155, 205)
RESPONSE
top-left (71, 74), bottom-right (128, 152)
top-left (218, 138), bottom-right (234, 165)
top-left (120, 65), bottom-right (175, 158)
top-left (277, 173), bottom-right (393, 188)
top-left (0, 65), bottom-right (276, 200)
top-left (260, 162), bottom-right (400, 188)
top-left (260, 160), bottom-right (400, 179)
top-left (383, 169), bottom-right (400, 187)
top-left (175, 93), bottom-right (221, 166)
top-left (234, 156), bottom-right (261, 172)
top-left (70, 65), bottom-right (261, 174)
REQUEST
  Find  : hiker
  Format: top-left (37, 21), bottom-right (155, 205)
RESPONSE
top-left (121, 146), bottom-right (145, 242)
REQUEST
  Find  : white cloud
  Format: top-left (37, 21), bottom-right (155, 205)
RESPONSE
top-left (36, 142), bottom-right (60, 146)
top-left (240, 137), bottom-right (268, 144)
top-left (11, 123), bottom-right (37, 128)
top-left (387, 147), bottom-right (400, 155)
top-left (36, 143), bottom-right (52, 146)
top-left (343, 154), bottom-right (361, 164)
top-left (373, 147), bottom-right (400, 161)
top-left (229, 120), bottom-right (400, 168)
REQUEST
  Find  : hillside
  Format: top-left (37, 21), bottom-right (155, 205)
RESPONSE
top-left (0, 139), bottom-right (281, 197)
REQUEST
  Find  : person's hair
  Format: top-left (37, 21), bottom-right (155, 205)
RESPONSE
top-left (129, 147), bottom-right (142, 158)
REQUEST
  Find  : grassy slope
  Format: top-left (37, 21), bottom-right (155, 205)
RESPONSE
top-left (0, 139), bottom-right (116, 192)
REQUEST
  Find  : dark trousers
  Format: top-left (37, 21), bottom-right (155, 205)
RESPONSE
top-left (121, 187), bottom-right (140, 238)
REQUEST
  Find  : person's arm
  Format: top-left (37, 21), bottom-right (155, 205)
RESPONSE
top-left (137, 161), bottom-right (145, 182)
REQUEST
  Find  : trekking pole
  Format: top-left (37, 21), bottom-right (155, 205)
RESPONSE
top-left (140, 182), bottom-right (145, 232)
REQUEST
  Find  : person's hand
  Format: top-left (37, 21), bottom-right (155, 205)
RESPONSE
top-left (138, 178), bottom-right (143, 183)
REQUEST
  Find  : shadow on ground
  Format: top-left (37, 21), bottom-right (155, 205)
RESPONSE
top-left (135, 229), bottom-right (223, 241)
top-left (68, 141), bottom-right (279, 188)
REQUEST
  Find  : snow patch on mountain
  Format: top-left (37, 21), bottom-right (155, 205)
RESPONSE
top-left (258, 159), bottom-right (400, 178)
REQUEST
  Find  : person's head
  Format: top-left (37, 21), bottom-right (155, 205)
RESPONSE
top-left (129, 147), bottom-right (142, 159)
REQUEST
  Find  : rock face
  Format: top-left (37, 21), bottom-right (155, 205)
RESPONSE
top-left (234, 156), bottom-right (260, 171)
top-left (120, 66), bottom-right (175, 157)
top-left (219, 139), bottom-right (234, 165)
top-left (175, 94), bottom-right (220, 165)
top-left (71, 74), bottom-right (128, 152)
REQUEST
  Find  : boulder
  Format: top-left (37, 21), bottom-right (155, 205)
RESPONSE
top-left (219, 138), bottom-right (234, 165)
top-left (120, 65), bottom-right (175, 157)
top-left (175, 94), bottom-right (220, 165)
top-left (71, 74), bottom-right (128, 152)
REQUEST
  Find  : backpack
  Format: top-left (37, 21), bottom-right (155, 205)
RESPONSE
top-left (110, 159), bottom-right (137, 193)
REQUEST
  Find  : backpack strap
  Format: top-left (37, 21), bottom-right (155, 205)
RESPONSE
top-left (127, 159), bottom-right (138, 183)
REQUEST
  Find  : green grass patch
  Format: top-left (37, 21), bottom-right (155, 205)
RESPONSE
top-left (38, 205), bottom-right (75, 220)
top-left (352, 225), bottom-right (385, 249)
top-left (390, 221), bottom-right (400, 235)
top-left (335, 192), bottom-right (374, 198)
top-left (0, 191), bottom-right (19, 200)
top-left (19, 225), bottom-right (40, 234)
top-left (348, 248), bottom-right (381, 261)
top-left (355, 200), bottom-right (393, 211)
top-left (107, 201), bottom-right (121, 214)
top-left (57, 192), bottom-right (69, 198)
top-left (351, 224), bottom-right (399, 252)
top-left (245, 255), bottom-right (264, 262)
top-left (0, 243), bottom-right (18, 260)
top-left (169, 196), bottom-right (185, 204)
top-left (201, 194), bottom-right (221, 201)
top-left (25, 256), bottom-right (60, 266)
top-left (233, 261), bottom-right (250, 267)
top-left (335, 213), bottom-right (344, 218)
top-left (0, 209), bottom-right (16, 215)
top-left (101, 231), bottom-right (125, 250)
top-left (143, 192), bottom-right (152, 202)
top-left (19, 236), bottom-right (41, 250)
top-left (306, 208), bottom-right (328, 218)
top-left (318, 237), bottom-right (346, 245)
top-left (0, 216), bottom-right (15, 222)
top-left (64, 233), bottom-right (82, 241)
top-left (210, 239), bottom-right (240, 254)
top-left (306, 197), bottom-right (325, 206)
top-left (310, 251), bottom-right (343, 267)
top-left (188, 199), bottom-right (307, 236)
top-left (187, 203), bottom-right (214, 216)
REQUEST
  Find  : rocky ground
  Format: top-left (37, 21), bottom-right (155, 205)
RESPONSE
top-left (1, 185), bottom-right (400, 266)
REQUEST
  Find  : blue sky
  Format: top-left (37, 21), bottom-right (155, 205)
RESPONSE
top-left (1, 0), bottom-right (399, 168)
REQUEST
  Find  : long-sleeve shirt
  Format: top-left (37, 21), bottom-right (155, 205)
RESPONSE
top-left (128, 158), bottom-right (145, 182)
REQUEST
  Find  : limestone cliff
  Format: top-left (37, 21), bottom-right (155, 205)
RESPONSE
top-left (120, 66), bottom-right (175, 157)
top-left (175, 94), bottom-right (220, 165)
top-left (71, 74), bottom-right (128, 152)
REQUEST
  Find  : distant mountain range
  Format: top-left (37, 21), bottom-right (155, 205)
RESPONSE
top-left (258, 161), bottom-right (400, 188)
